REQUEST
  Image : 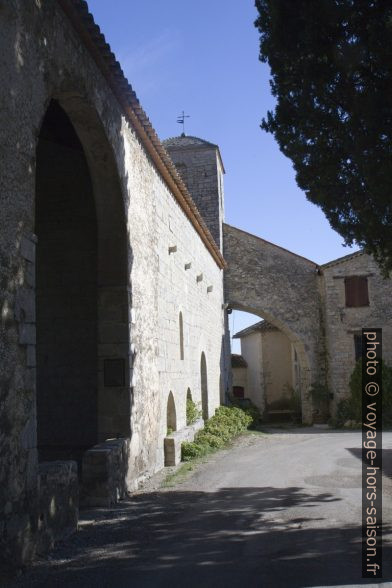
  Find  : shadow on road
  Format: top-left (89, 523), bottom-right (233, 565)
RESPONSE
top-left (348, 447), bottom-right (392, 481)
top-left (9, 485), bottom-right (390, 588)
top-left (262, 426), bottom-right (363, 435)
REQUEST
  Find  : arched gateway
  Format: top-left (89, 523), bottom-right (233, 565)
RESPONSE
top-left (223, 224), bottom-right (325, 423)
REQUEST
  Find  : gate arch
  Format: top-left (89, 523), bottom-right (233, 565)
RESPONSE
top-left (224, 224), bottom-right (325, 423)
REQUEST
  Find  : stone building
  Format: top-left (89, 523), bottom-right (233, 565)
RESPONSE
top-left (321, 251), bottom-right (392, 413)
top-left (0, 0), bottom-right (228, 566)
top-left (1, 0), bottom-right (391, 571)
top-left (232, 321), bottom-right (300, 418)
top-left (226, 245), bottom-right (392, 422)
top-left (231, 353), bottom-right (248, 397)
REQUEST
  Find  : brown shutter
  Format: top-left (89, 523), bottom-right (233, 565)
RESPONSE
top-left (345, 276), bottom-right (369, 307)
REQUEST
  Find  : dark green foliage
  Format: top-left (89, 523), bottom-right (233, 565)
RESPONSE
top-left (181, 406), bottom-right (253, 461)
top-left (229, 398), bottom-right (262, 428)
top-left (186, 397), bottom-right (201, 426)
top-left (330, 398), bottom-right (352, 428)
top-left (255, 1), bottom-right (392, 274)
top-left (181, 441), bottom-right (210, 460)
top-left (194, 431), bottom-right (225, 449)
top-left (331, 359), bottom-right (392, 427)
top-left (349, 359), bottom-right (392, 426)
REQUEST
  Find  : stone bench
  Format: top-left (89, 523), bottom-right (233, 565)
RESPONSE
top-left (81, 438), bottom-right (130, 507)
top-left (164, 418), bottom-right (204, 466)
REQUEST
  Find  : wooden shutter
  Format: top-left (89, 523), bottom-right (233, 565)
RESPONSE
top-left (345, 276), bottom-right (369, 307)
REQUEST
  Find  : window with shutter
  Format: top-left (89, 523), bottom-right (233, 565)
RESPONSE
top-left (345, 276), bottom-right (369, 307)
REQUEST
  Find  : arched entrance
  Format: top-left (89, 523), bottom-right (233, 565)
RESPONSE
top-left (224, 223), bottom-right (326, 423)
top-left (166, 392), bottom-right (177, 434)
top-left (200, 352), bottom-right (208, 420)
top-left (35, 98), bottom-right (130, 464)
top-left (229, 304), bottom-right (311, 421)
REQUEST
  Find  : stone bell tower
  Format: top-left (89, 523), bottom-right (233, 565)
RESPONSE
top-left (163, 135), bottom-right (225, 252)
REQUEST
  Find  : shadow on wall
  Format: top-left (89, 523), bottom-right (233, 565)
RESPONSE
top-left (1, 85), bottom-right (135, 567)
top-left (35, 97), bottom-right (133, 464)
top-left (9, 485), bottom-right (391, 587)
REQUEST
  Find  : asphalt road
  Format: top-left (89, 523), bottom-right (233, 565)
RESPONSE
top-left (9, 428), bottom-right (392, 588)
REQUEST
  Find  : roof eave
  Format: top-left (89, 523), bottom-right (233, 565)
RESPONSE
top-left (58, 0), bottom-right (225, 269)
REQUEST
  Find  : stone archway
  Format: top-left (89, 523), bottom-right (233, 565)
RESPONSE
top-left (224, 224), bottom-right (326, 423)
top-left (35, 98), bottom-right (130, 464)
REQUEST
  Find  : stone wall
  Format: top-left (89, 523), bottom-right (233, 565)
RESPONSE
top-left (164, 418), bottom-right (204, 466)
top-left (239, 332), bottom-right (264, 412)
top-left (37, 461), bottom-right (78, 555)
top-left (163, 136), bottom-right (225, 252)
top-left (0, 0), bottom-right (226, 565)
top-left (223, 223), bottom-right (325, 422)
top-left (125, 126), bottom-right (226, 484)
top-left (322, 252), bottom-right (392, 412)
top-left (81, 438), bottom-right (129, 507)
top-left (261, 330), bottom-right (295, 409)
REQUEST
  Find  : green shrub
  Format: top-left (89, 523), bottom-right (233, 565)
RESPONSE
top-left (195, 431), bottom-right (225, 449)
top-left (203, 422), bottom-right (231, 442)
top-left (349, 359), bottom-right (392, 427)
top-left (186, 397), bottom-right (201, 426)
top-left (228, 398), bottom-right (262, 428)
top-left (181, 441), bottom-right (209, 461)
top-left (330, 398), bottom-right (352, 428)
top-left (332, 359), bottom-right (392, 427)
top-left (181, 405), bottom-right (253, 462)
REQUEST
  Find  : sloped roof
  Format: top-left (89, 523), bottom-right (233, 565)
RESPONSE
top-left (163, 135), bottom-right (218, 149)
top-left (233, 320), bottom-right (278, 339)
top-left (231, 354), bottom-right (248, 368)
top-left (163, 135), bottom-right (225, 172)
top-left (321, 250), bottom-right (364, 269)
top-left (224, 224), bottom-right (318, 267)
top-left (57, 0), bottom-right (225, 269)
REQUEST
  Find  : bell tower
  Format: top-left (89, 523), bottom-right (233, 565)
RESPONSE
top-left (163, 135), bottom-right (225, 252)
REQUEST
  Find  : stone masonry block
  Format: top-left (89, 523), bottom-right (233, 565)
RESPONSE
top-left (164, 419), bottom-right (204, 466)
top-left (81, 438), bottom-right (130, 507)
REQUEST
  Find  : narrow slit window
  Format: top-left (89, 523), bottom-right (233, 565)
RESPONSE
top-left (179, 312), bottom-right (184, 360)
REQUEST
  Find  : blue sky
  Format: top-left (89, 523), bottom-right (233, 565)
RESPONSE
top-left (87, 0), bottom-right (359, 351)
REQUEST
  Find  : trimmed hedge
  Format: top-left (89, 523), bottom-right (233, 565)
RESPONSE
top-left (181, 405), bottom-right (253, 461)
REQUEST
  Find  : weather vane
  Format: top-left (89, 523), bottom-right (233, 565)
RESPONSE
top-left (177, 110), bottom-right (190, 135)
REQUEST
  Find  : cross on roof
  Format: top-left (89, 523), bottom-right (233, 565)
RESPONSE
top-left (177, 110), bottom-right (190, 135)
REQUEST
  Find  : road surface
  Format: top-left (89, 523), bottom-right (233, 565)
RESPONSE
top-left (9, 428), bottom-right (392, 588)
